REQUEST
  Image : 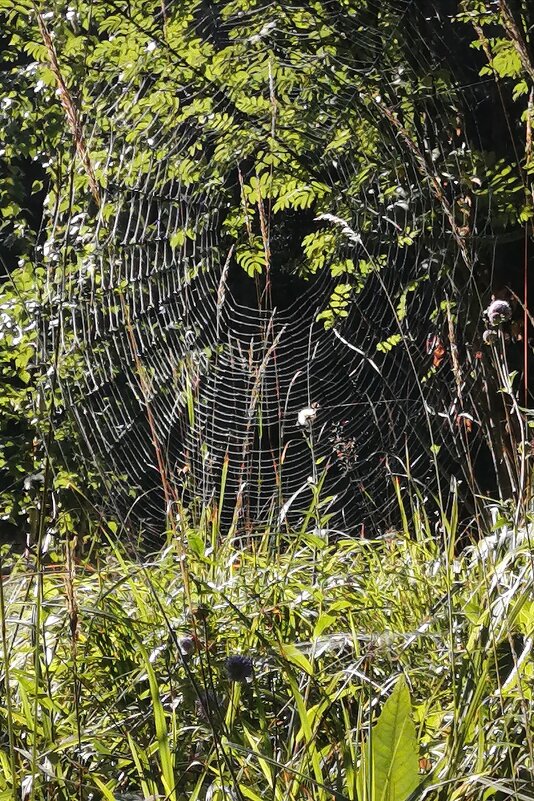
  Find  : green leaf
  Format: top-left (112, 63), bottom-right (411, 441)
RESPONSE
top-left (513, 80), bottom-right (529, 101)
top-left (278, 642), bottom-right (313, 675)
top-left (169, 230), bottom-right (186, 249)
top-left (240, 786), bottom-right (266, 801)
top-left (359, 677), bottom-right (420, 801)
top-left (236, 239), bottom-right (267, 277)
top-left (137, 642), bottom-right (177, 801)
top-left (376, 334), bottom-right (402, 353)
top-left (313, 612), bottom-right (336, 638)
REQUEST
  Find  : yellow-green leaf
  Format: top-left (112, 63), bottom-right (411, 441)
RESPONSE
top-left (359, 677), bottom-right (420, 801)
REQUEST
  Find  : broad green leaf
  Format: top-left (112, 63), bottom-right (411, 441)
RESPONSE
top-left (278, 642), bottom-right (313, 675)
top-left (359, 677), bottom-right (420, 801)
top-left (313, 612), bottom-right (336, 638)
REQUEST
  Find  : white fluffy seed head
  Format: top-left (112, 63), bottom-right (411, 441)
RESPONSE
top-left (297, 406), bottom-right (318, 427)
top-left (486, 299), bottom-right (512, 327)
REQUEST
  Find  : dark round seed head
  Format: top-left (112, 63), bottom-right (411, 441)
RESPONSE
top-left (178, 635), bottom-right (196, 656)
top-left (225, 654), bottom-right (253, 682)
top-left (483, 329), bottom-right (498, 346)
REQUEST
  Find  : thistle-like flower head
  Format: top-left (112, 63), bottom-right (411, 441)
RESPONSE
top-left (225, 654), bottom-right (253, 682)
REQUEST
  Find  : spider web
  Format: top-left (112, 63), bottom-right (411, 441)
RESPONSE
top-left (40, 0), bottom-right (493, 541)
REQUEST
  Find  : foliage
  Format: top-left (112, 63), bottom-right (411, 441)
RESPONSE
top-left (0, 0), bottom-right (533, 538)
top-left (1, 500), bottom-right (534, 800)
top-left (1, 0), bottom-right (531, 294)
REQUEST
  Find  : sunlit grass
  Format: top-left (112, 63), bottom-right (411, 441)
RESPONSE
top-left (1, 501), bottom-right (533, 801)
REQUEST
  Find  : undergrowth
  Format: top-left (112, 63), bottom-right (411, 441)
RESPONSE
top-left (1, 499), bottom-right (533, 801)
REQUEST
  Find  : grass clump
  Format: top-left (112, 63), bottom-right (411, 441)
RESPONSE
top-left (0, 509), bottom-right (533, 801)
